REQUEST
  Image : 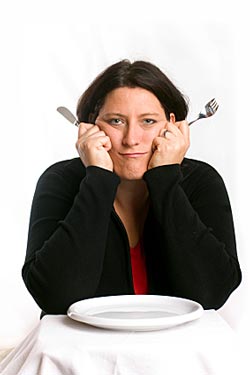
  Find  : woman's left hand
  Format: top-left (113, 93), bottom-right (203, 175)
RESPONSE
top-left (148, 120), bottom-right (190, 169)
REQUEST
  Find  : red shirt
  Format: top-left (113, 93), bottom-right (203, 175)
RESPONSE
top-left (130, 241), bottom-right (148, 294)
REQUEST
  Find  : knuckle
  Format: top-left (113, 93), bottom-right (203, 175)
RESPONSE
top-left (78, 123), bottom-right (86, 133)
top-left (75, 140), bottom-right (80, 150)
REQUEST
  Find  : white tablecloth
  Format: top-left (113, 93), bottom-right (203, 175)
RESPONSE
top-left (0, 310), bottom-right (249, 375)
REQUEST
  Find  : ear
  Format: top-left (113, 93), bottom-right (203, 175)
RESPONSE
top-left (169, 113), bottom-right (176, 124)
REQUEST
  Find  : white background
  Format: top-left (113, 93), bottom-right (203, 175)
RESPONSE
top-left (0, 0), bottom-right (249, 348)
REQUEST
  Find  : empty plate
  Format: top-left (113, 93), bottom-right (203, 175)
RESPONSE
top-left (67, 295), bottom-right (203, 331)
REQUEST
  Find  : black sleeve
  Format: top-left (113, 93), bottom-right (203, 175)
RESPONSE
top-left (22, 164), bottom-right (120, 314)
top-left (143, 162), bottom-right (241, 309)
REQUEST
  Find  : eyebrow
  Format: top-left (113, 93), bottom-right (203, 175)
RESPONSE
top-left (100, 112), bottom-right (161, 118)
top-left (139, 113), bottom-right (161, 117)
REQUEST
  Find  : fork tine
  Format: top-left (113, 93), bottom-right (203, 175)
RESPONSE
top-left (211, 104), bottom-right (219, 114)
top-left (210, 99), bottom-right (217, 108)
top-left (205, 99), bottom-right (216, 111)
top-left (211, 101), bottom-right (218, 111)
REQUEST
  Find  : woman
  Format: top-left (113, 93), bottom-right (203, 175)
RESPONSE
top-left (22, 60), bottom-right (241, 315)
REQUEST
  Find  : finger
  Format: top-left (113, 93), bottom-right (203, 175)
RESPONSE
top-left (103, 136), bottom-right (112, 151)
top-left (152, 136), bottom-right (166, 152)
top-left (76, 132), bottom-right (110, 153)
top-left (78, 125), bottom-right (106, 142)
top-left (159, 127), bottom-right (176, 140)
top-left (178, 120), bottom-right (190, 142)
top-left (159, 123), bottom-right (179, 138)
top-left (85, 129), bottom-right (107, 140)
top-left (165, 122), bottom-right (181, 136)
top-left (78, 122), bottom-right (95, 137)
top-left (159, 126), bottom-right (168, 138)
top-left (76, 131), bottom-right (108, 152)
top-left (88, 134), bottom-right (112, 151)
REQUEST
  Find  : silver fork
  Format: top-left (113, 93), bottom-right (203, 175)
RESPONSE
top-left (188, 98), bottom-right (219, 126)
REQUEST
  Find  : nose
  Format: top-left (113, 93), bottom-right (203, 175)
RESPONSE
top-left (122, 122), bottom-right (142, 147)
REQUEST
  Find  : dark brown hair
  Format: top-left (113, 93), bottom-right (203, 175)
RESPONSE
top-left (77, 60), bottom-right (189, 123)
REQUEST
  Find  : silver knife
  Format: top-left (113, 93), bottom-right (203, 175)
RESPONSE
top-left (57, 106), bottom-right (79, 127)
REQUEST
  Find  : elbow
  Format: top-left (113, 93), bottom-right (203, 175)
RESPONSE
top-left (22, 261), bottom-right (95, 314)
top-left (22, 263), bottom-right (69, 314)
top-left (199, 264), bottom-right (242, 310)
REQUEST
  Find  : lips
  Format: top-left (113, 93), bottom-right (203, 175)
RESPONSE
top-left (119, 152), bottom-right (148, 158)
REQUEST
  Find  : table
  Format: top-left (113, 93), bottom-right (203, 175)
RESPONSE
top-left (0, 310), bottom-right (249, 375)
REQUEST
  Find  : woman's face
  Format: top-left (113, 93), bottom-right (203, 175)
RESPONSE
top-left (96, 87), bottom-right (173, 180)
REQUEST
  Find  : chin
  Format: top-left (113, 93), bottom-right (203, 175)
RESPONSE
top-left (112, 157), bottom-right (150, 180)
top-left (114, 167), bottom-right (146, 181)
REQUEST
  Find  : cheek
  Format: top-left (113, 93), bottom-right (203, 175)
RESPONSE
top-left (102, 128), bottom-right (121, 149)
top-left (98, 124), bottom-right (115, 139)
top-left (144, 127), bottom-right (163, 142)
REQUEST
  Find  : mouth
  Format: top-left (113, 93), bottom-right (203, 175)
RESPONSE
top-left (119, 152), bottom-right (149, 158)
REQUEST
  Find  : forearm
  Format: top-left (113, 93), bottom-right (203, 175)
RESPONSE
top-left (22, 166), bottom-right (120, 313)
top-left (144, 163), bottom-right (241, 309)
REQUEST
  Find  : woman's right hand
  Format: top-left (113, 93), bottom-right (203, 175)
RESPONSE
top-left (76, 123), bottom-right (113, 171)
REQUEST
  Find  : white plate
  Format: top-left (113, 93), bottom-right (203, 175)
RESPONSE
top-left (67, 295), bottom-right (203, 331)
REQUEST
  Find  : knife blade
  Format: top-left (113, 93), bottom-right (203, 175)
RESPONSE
top-left (57, 106), bottom-right (79, 127)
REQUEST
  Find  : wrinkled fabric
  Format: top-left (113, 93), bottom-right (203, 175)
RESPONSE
top-left (1, 313), bottom-right (249, 375)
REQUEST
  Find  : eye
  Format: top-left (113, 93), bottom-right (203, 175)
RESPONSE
top-left (108, 118), bottom-right (125, 126)
top-left (143, 119), bottom-right (156, 125)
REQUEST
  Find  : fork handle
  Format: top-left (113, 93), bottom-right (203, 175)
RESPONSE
top-left (188, 118), bottom-right (198, 126)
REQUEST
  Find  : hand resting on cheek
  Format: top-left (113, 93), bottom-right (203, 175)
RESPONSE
top-left (148, 120), bottom-right (190, 170)
top-left (76, 122), bottom-right (113, 172)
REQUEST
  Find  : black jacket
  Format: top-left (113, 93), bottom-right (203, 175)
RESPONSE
top-left (22, 157), bottom-right (241, 314)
